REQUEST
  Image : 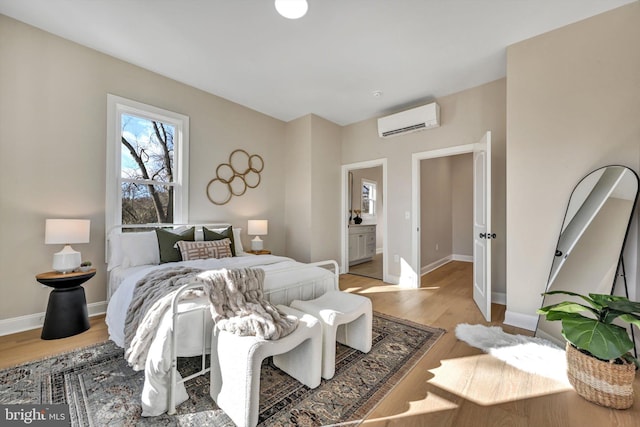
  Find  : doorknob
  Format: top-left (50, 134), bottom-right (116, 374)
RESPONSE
top-left (479, 233), bottom-right (497, 239)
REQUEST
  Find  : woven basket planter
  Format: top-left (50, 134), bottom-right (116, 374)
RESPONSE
top-left (566, 343), bottom-right (635, 409)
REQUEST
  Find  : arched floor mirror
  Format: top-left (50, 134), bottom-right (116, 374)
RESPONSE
top-left (535, 165), bottom-right (639, 347)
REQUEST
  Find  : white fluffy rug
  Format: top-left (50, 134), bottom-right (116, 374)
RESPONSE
top-left (455, 323), bottom-right (570, 385)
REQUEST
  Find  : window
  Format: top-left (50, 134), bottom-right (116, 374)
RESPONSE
top-left (106, 95), bottom-right (189, 231)
top-left (362, 179), bottom-right (377, 217)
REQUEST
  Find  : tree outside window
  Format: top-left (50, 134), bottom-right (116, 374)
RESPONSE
top-left (121, 115), bottom-right (175, 224)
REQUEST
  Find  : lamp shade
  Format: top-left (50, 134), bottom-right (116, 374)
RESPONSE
top-left (248, 220), bottom-right (268, 236)
top-left (45, 219), bottom-right (90, 244)
top-left (44, 219), bottom-right (90, 273)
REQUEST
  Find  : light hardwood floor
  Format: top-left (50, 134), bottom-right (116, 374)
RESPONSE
top-left (349, 252), bottom-right (383, 280)
top-left (1, 261), bottom-right (638, 426)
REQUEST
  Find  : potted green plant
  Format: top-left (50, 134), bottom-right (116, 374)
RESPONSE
top-left (537, 290), bottom-right (640, 409)
top-left (79, 261), bottom-right (92, 272)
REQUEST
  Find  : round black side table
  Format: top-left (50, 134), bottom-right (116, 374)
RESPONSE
top-left (36, 269), bottom-right (96, 340)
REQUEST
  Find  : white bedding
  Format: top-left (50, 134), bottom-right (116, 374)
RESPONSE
top-left (105, 254), bottom-right (337, 416)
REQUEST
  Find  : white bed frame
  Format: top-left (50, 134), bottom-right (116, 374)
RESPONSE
top-left (105, 223), bottom-right (339, 415)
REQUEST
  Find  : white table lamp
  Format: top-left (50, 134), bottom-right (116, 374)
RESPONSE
top-left (45, 219), bottom-right (90, 273)
top-left (248, 220), bottom-right (268, 251)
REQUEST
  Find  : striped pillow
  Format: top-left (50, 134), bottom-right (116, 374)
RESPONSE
top-left (176, 239), bottom-right (233, 261)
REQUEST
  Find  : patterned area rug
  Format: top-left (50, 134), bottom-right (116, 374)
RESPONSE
top-left (0, 312), bottom-right (444, 426)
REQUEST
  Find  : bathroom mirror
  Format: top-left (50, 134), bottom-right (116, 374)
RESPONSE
top-left (535, 165), bottom-right (639, 346)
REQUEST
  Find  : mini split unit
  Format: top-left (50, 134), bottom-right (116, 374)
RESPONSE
top-left (377, 102), bottom-right (440, 138)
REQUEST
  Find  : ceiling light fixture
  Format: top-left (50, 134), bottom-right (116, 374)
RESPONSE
top-left (275, 0), bottom-right (308, 20)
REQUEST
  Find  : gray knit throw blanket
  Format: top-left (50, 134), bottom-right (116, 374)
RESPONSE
top-left (124, 266), bottom-right (298, 371)
top-left (125, 266), bottom-right (205, 371)
top-left (199, 268), bottom-right (299, 340)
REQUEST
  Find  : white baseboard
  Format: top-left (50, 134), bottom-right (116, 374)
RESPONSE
top-left (492, 291), bottom-right (506, 305)
top-left (503, 310), bottom-right (538, 331)
top-left (0, 301), bottom-right (108, 337)
top-left (420, 256), bottom-right (452, 276)
top-left (420, 254), bottom-right (472, 276)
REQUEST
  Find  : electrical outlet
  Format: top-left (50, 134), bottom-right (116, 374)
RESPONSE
top-left (394, 254), bottom-right (400, 263)
top-left (435, 243), bottom-right (439, 251)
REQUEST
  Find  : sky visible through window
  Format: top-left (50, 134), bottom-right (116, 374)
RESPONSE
top-left (120, 114), bottom-right (175, 182)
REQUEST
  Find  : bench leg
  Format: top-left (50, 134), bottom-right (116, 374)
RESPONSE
top-left (337, 310), bottom-right (373, 354)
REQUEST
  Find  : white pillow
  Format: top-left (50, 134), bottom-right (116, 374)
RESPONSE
top-left (109, 231), bottom-right (160, 270)
top-left (107, 232), bottom-right (124, 271)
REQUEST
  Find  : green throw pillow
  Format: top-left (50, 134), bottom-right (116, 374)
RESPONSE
top-left (203, 226), bottom-right (236, 256)
top-left (156, 227), bottom-right (195, 263)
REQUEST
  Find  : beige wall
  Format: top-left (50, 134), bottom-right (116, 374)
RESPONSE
top-left (284, 115), bottom-right (312, 261)
top-left (420, 153), bottom-right (473, 269)
top-left (309, 115), bottom-right (342, 262)
top-left (0, 15), bottom-right (288, 322)
top-left (505, 2), bottom-right (640, 327)
top-left (284, 114), bottom-right (342, 263)
top-left (451, 154), bottom-right (473, 257)
top-left (420, 157), bottom-right (453, 266)
top-left (342, 79), bottom-right (506, 290)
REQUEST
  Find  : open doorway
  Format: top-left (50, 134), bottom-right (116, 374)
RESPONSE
top-left (349, 166), bottom-right (383, 279)
top-left (341, 159), bottom-right (388, 282)
top-left (411, 132), bottom-right (493, 321)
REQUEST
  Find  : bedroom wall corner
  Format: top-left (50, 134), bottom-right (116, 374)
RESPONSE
top-left (283, 114), bottom-right (342, 264)
top-left (283, 116), bottom-right (312, 262)
top-left (309, 115), bottom-right (342, 263)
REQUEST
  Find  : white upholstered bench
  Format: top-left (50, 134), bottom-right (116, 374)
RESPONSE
top-left (209, 305), bottom-right (322, 427)
top-left (291, 290), bottom-right (372, 379)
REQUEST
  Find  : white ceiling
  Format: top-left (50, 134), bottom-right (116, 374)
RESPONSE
top-left (0, 0), bottom-right (634, 125)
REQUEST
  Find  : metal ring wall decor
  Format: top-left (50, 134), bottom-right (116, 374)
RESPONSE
top-left (206, 149), bottom-right (265, 205)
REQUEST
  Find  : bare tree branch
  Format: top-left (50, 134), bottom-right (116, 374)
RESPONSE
top-left (121, 135), bottom-right (167, 222)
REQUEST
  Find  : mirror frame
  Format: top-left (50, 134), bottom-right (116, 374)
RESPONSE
top-left (535, 165), bottom-right (639, 345)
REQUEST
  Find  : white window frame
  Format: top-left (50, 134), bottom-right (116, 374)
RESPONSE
top-left (106, 94), bottom-right (189, 232)
top-left (361, 178), bottom-right (377, 218)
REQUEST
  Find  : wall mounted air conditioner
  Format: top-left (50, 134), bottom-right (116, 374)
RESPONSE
top-left (377, 102), bottom-right (440, 138)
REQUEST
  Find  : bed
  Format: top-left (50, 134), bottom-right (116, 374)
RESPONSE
top-left (104, 223), bottom-right (339, 416)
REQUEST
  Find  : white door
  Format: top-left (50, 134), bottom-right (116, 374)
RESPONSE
top-left (473, 131), bottom-right (492, 321)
